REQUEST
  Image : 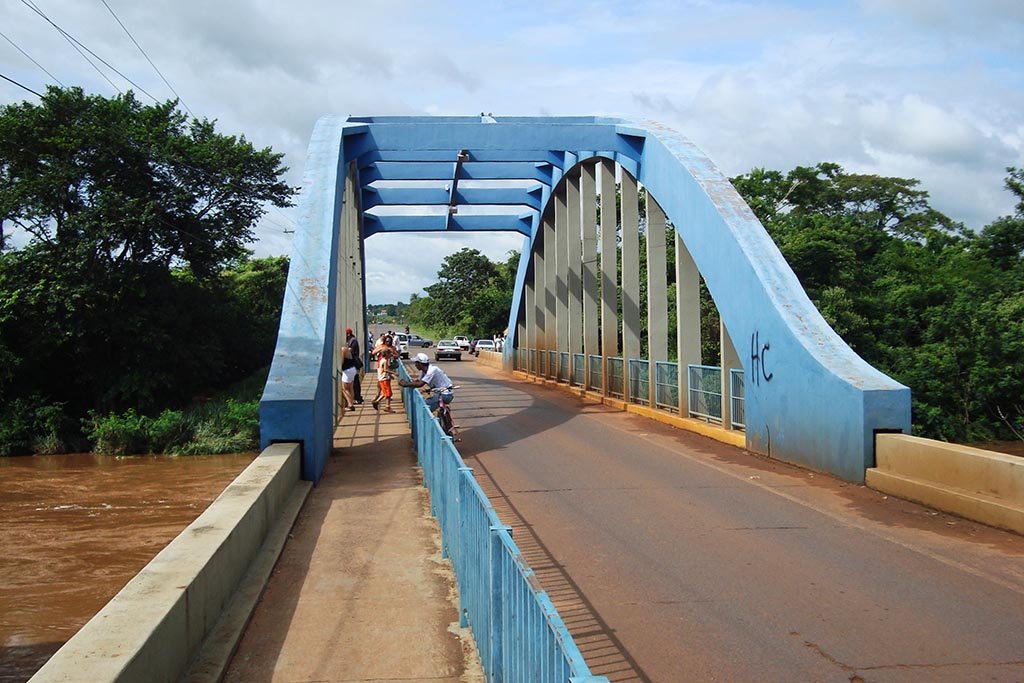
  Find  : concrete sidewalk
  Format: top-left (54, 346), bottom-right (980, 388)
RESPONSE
top-left (225, 393), bottom-right (483, 682)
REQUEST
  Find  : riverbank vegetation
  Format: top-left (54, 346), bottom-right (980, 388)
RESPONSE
top-left (0, 87), bottom-right (294, 455)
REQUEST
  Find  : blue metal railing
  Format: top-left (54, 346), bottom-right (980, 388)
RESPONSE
top-left (627, 358), bottom-right (649, 406)
top-left (548, 350), bottom-right (558, 379)
top-left (654, 361), bottom-right (679, 412)
top-left (538, 349), bottom-right (547, 376)
top-left (399, 362), bottom-right (607, 683)
top-left (688, 364), bottom-right (722, 422)
top-left (730, 368), bottom-right (745, 430)
top-left (559, 352), bottom-right (570, 383)
top-left (606, 356), bottom-right (624, 398)
top-left (587, 354), bottom-right (602, 392)
top-left (572, 353), bottom-right (585, 387)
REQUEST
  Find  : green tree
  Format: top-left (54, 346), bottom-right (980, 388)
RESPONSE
top-left (731, 163), bottom-right (1024, 442)
top-left (0, 87), bottom-right (294, 452)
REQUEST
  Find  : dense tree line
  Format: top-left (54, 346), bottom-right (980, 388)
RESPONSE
top-left (733, 163), bottom-right (1024, 442)
top-left (405, 247), bottom-right (519, 339)
top-left (0, 88), bottom-right (294, 454)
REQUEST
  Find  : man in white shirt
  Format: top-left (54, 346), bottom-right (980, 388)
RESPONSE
top-left (398, 352), bottom-right (454, 411)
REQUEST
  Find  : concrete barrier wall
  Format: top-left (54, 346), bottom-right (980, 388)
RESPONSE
top-left (475, 349), bottom-right (504, 368)
top-left (31, 443), bottom-right (302, 683)
top-left (868, 434), bottom-right (1024, 535)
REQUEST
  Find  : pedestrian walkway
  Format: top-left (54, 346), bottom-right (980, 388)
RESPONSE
top-left (224, 393), bottom-right (483, 682)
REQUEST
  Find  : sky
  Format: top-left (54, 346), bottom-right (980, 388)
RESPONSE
top-left (2, 0), bottom-right (1022, 304)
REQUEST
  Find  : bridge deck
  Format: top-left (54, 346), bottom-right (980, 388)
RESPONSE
top-left (224, 393), bottom-right (482, 682)
top-left (449, 357), bottom-right (1024, 682)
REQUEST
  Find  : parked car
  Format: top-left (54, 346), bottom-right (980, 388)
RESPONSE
top-left (434, 339), bottom-right (462, 361)
top-left (394, 333), bottom-right (410, 359)
top-left (407, 334), bottom-right (432, 347)
top-left (453, 335), bottom-right (470, 350)
top-left (474, 339), bottom-right (495, 355)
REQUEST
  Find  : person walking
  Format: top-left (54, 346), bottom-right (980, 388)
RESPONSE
top-left (371, 335), bottom-right (397, 412)
top-left (340, 340), bottom-right (356, 412)
top-left (346, 327), bottom-right (364, 404)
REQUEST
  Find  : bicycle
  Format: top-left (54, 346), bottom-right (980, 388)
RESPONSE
top-left (428, 385), bottom-right (460, 440)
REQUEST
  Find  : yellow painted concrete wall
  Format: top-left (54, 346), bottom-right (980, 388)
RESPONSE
top-left (868, 434), bottom-right (1024, 535)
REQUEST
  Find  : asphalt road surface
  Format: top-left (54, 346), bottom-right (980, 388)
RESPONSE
top-left (427, 354), bottom-right (1024, 683)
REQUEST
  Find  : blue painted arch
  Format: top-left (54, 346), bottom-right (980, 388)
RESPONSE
top-left (261, 115), bottom-right (910, 483)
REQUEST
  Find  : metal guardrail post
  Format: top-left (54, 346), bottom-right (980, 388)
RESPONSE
top-left (457, 464), bottom-right (472, 627)
top-left (489, 524), bottom-right (512, 682)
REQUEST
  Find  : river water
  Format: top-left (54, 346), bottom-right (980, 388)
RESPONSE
top-left (0, 452), bottom-right (256, 682)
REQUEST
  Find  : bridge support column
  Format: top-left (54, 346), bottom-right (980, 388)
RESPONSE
top-left (533, 229), bottom-right (546, 375)
top-left (621, 173), bottom-right (641, 400)
top-left (581, 162), bottom-right (599, 389)
top-left (599, 159), bottom-right (618, 395)
top-left (721, 322), bottom-right (740, 430)
top-left (334, 164), bottom-right (366, 426)
top-left (555, 183), bottom-right (569, 381)
top-left (525, 259), bottom-right (536, 373)
top-left (647, 195), bottom-right (668, 408)
top-left (676, 232), bottom-right (701, 416)
top-left (567, 170), bottom-right (584, 385)
top-left (543, 214), bottom-right (557, 377)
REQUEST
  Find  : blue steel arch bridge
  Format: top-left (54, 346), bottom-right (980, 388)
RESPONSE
top-left (259, 115), bottom-right (910, 485)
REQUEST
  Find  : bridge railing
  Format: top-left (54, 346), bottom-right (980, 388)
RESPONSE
top-left (688, 364), bottom-right (723, 422)
top-left (399, 362), bottom-right (607, 683)
top-left (607, 357), bottom-right (624, 398)
top-left (572, 353), bottom-right (585, 388)
top-left (654, 361), bottom-right (680, 412)
top-left (627, 358), bottom-right (650, 406)
top-left (559, 351), bottom-right (570, 383)
top-left (730, 368), bottom-right (746, 429)
top-left (587, 354), bottom-right (602, 392)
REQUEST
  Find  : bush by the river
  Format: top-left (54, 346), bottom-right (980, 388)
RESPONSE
top-left (85, 369), bottom-right (264, 456)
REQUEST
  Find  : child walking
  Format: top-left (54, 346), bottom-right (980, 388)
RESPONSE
top-left (371, 335), bottom-right (396, 412)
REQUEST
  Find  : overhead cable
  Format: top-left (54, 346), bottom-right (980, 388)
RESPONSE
top-left (98, 0), bottom-right (194, 117)
top-left (20, 0), bottom-right (159, 102)
top-left (0, 29), bottom-right (64, 86)
top-left (0, 71), bottom-right (42, 97)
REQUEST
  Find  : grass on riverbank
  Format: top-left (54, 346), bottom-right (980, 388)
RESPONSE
top-left (85, 369), bottom-right (266, 456)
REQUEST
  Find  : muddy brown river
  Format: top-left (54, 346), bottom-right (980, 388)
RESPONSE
top-left (0, 452), bottom-right (256, 682)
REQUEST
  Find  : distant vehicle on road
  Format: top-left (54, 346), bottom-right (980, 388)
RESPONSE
top-left (453, 336), bottom-right (470, 350)
top-left (434, 339), bottom-right (462, 361)
top-left (474, 339), bottom-right (495, 355)
top-left (407, 334), bottom-right (432, 347)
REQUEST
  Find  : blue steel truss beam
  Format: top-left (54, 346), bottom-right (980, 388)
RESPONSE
top-left (360, 161), bottom-right (555, 183)
top-left (362, 180), bottom-right (546, 210)
top-left (357, 148), bottom-right (566, 167)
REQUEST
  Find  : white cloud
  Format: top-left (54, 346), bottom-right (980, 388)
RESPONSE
top-left (1, 0), bottom-right (1021, 284)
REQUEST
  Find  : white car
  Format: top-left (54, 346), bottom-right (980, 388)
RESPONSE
top-left (453, 335), bottom-right (470, 350)
top-left (474, 339), bottom-right (495, 355)
top-left (435, 339), bottom-right (462, 361)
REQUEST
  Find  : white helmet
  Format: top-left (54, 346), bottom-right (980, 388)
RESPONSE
top-left (414, 352), bottom-right (430, 363)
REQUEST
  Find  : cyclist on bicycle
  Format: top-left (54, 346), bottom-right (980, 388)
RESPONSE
top-left (398, 352), bottom-right (455, 412)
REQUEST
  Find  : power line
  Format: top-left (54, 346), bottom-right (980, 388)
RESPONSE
top-left (0, 71), bottom-right (42, 97)
top-left (20, 0), bottom-right (159, 103)
top-left (98, 0), bottom-right (194, 118)
top-left (21, 0), bottom-right (120, 93)
top-left (0, 29), bottom-right (64, 86)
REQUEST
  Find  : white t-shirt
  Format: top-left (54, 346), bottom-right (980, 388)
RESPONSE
top-left (419, 364), bottom-right (452, 391)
